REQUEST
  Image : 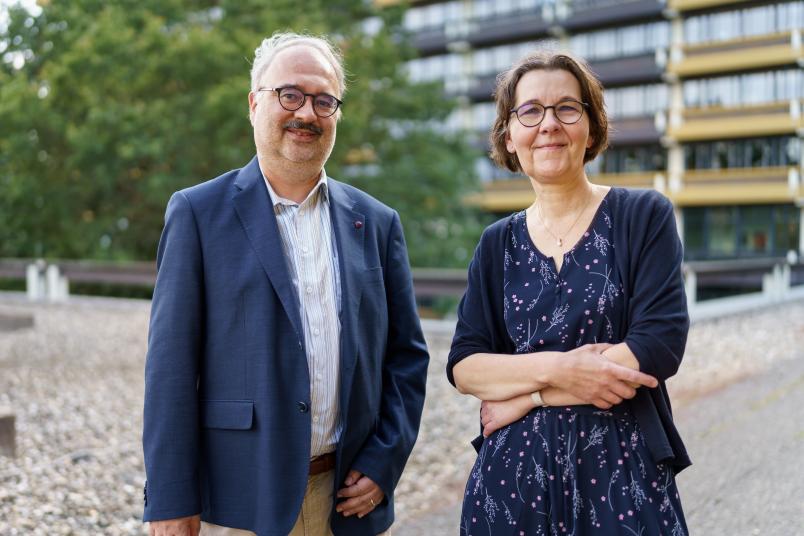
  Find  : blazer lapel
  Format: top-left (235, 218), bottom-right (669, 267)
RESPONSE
top-left (328, 180), bottom-right (365, 397)
top-left (232, 157), bottom-right (304, 343)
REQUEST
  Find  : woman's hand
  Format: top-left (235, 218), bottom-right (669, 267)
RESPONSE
top-left (480, 394), bottom-right (535, 437)
top-left (548, 343), bottom-right (657, 409)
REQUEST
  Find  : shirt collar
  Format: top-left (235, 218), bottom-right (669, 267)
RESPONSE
top-left (262, 169), bottom-right (329, 208)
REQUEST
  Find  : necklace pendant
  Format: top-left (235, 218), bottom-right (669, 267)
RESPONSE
top-left (556, 238), bottom-right (563, 247)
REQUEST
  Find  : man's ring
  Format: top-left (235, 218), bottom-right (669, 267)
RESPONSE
top-left (370, 498), bottom-right (376, 507)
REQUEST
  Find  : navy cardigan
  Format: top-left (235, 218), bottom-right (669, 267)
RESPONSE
top-left (448, 187), bottom-right (691, 473)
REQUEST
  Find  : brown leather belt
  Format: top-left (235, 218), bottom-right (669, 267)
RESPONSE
top-left (309, 453), bottom-right (336, 475)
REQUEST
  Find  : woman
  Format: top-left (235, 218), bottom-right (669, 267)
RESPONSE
top-left (448, 50), bottom-right (690, 535)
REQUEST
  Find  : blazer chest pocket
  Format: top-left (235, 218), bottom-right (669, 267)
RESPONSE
top-left (200, 400), bottom-right (254, 430)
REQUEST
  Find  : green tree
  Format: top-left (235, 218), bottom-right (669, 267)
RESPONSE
top-left (0, 0), bottom-right (484, 267)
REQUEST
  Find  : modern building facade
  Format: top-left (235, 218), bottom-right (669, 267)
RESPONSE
top-left (392, 0), bottom-right (803, 261)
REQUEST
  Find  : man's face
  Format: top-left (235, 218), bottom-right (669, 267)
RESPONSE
top-left (248, 45), bottom-right (340, 180)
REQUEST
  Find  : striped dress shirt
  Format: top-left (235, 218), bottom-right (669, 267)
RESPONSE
top-left (263, 171), bottom-right (342, 457)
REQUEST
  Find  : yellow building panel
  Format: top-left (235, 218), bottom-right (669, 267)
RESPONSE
top-left (484, 178), bottom-right (531, 192)
top-left (668, 114), bottom-right (801, 142)
top-left (670, 184), bottom-right (800, 206)
top-left (683, 101), bottom-right (789, 119)
top-left (469, 172), bottom-right (662, 211)
top-left (465, 190), bottom-right (534, 212)
top-left (683, 167), bottom-right (790, 185)
top-left (682, 31), bottom-right (791, 54)
top-left (669, 0), bottom-right (741, 11)
top-left (668, 45), bottom-right (799, 77)
top-left (593, 172), bottom-right (656, 188)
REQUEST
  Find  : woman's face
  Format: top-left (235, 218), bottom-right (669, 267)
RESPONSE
top-left (505, 69), bottom-right (593, 183)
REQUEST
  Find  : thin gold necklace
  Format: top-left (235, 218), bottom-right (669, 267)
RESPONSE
top-left (534, 189), bottom-right (594, 248)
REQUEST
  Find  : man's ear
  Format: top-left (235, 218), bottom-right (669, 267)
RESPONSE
top-left (248, 91), bottom-right (257, 125)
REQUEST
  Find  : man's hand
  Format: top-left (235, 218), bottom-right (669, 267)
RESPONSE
top-left (149, 515), bottom-right (201, 536)
top-left (335, 470), bottom-right (384, 519)
top-left (552, 343), bottom-right (658, 409)
top-left (480, 395), bottom-right (534, 437)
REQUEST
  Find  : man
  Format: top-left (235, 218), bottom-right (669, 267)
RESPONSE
top-left (142, 32), bottom-right (429, 536)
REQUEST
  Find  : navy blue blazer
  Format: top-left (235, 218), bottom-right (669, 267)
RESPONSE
top-left (448, 187), bottom-right (691, 473)
top-left (142, 157), bottom-right (429, 536)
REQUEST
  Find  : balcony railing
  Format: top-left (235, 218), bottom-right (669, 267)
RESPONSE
top-left (669, 29), bottom-right (802, 77)
top-left (668, 100), bottom-right (803, 142)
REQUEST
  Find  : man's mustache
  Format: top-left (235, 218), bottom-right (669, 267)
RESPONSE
top-left (283, 120), bottom-right (323, 135)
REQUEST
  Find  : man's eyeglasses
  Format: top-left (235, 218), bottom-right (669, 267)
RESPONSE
top-left (257, 86), bottom-right (343, 118)
top-left (510, 99), bottom-right (588, 128)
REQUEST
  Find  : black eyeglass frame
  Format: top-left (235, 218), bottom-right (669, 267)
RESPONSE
top-left (256, 86), bottom-right (343, 118)
top-left (509, 98), bottom-right (589, 128)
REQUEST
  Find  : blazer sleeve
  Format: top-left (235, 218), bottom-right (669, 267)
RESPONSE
top-left (142, 191), bottom-right (204, 521)
top-left (623, 193), bottom-right (689, 381)
top-left (350, 211), bottom-right (430, 498)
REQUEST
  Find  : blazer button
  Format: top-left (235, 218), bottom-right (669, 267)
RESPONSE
top-left (298, 401), bottom-right (309, 413)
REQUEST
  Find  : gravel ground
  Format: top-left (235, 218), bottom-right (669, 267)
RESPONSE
top-left (674, 349), bottom-right (804, 535)
top-left (0, 294), bottom-right (802, 534)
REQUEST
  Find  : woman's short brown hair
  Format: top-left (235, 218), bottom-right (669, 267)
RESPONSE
top-left (489, 50), bottom-right (609, 173)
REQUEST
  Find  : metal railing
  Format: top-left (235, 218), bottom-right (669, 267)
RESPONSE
top-left (0, 259), bottom-right (469, 302)
top-left (3, 258), bottom-right (803, 317)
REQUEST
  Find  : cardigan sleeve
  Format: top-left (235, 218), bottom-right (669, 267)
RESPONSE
top-left (447, 219), bottom-right (511, 387)
top-left (623, 193), bottom-right (689, 381)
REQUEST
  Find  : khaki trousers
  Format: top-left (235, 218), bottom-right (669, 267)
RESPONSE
top-left (200, 470), bottom-right (391, 536)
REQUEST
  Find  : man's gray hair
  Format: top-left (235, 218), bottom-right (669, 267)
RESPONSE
top-left (250, 32), bottom-right (346, 96)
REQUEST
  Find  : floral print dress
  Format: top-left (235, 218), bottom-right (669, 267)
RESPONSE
top-left (460, 194), bottom-right (687, 536)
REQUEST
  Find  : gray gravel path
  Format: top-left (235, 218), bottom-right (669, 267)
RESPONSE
top-left (0, 294), bottom-right (802, 534)
top-left (675, 345), bottom-right (804, 535)
top-left (396, 353), bottom-right (804, 535)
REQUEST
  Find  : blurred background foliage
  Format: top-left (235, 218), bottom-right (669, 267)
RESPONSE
top-left (0, 0), bottom-right (486, 267)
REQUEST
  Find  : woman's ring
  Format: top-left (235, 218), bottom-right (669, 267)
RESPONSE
top-left (370, 498), bottom-right (376, 507)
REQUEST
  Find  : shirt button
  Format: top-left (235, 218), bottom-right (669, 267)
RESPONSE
top-left (313, 327), bottom-right (320, 336)
top-left (297, 402), bottom-right (309, 413)
top-left (302, 246), bottom-right (309, 254)
top-left (316, 373), bottom-right (322, 381)
top-left (313, 415), bottom-right (320, 423)
top-left (306, 286), bottom-right (313, 294)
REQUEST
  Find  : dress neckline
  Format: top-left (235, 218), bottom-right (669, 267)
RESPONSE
top-left (521, 187), bottom-right (613, 263)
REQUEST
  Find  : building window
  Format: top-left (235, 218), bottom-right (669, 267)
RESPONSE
top-left (471, 102), bottom-right (497, 132)
top-left (775, 205), bottom-right (800, 253)
top-left (475, 156), bottom-right (520, 182)
top-left (683, 69), bottom-right (802, 109)
top-left (471, 40), bottom-right (558, 78)
top-left (707, 206), bottom-right (738, 258)
top-left (684, 136), bottom-right (801, 170)
top-left (403, 1), bottom-right (463, 33)
top-left (683, 204), bottom-right (800, 260)
top-left (587, 145), bottom-right (666, 174)
top-left (740, 205), bottom-right (773, 255)
top-left (684, 1), bottom-right (804, 45)
top-left (605, 84), bottom-right (668, 119)
top-left (569, 21), bottom-right (670, 61)
top-left (684, 208), bottom-right (706, 254)
top-left (407, 54), bottom-right (462, 84)
top-left (569, 0), bottom-right (647, 11)
top-left (470, 0), bottom-right (547, 20)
